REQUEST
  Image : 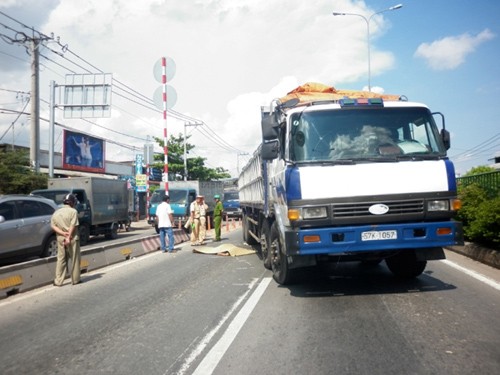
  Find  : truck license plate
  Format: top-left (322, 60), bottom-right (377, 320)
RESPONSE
top-left (361, 230), bottom-right (397, 241)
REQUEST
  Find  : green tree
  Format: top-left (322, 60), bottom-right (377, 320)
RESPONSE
top-left (152, 133), bottom-right (231, 181)
top-left (0, 148), bottom-right (48, 194)
top-left (463, 165), bottom-right (495, 177)
top-left (457, 165), bottom-right (500, 247)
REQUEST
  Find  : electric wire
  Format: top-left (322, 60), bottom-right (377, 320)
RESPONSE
top-left (1, 11), bottom-right (248, 167)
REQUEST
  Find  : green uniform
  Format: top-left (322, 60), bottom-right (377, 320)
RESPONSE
top-left (214, 200), bottom-right (223, 241)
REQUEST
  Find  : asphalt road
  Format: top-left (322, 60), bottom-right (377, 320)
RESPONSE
top-left (0, 227), bottom-right (499, 375)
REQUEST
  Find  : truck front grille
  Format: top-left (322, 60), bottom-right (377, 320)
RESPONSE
top-left (332, 199), bottom-right (424, 218)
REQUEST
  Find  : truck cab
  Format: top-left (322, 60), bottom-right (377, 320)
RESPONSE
top-left (31, 188), bottom-right (93, 243)
top-left (222, 190), bottom-right (241, 218)
top-left (149, 188), bottom-right (196, 231)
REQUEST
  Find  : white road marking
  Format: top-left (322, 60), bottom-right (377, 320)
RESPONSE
top-left (174, 278), bottom-right (262, 375)
top-left (441, 259), bottom-right (500, 291)
top-left (191, 277), bottom-right (272, 375)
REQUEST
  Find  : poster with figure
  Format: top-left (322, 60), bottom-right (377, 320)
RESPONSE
top-left (62, 130), bottom-right (105, 173)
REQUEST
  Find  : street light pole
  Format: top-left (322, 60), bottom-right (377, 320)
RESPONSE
top-left (333, 4), bottom-right (403, 92)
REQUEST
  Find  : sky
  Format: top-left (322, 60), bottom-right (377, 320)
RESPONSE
top-left (0, 0), bottom-right (499, 178)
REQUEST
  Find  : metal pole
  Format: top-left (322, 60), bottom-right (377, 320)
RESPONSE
top-left (48, 80), bottom-right (56, 177)
top-left (183, 122), bottom-right (203, 181)
top-left (162, 57), bottom-right (169, 193)
top-left (30, 38), bottom-right (40, 172)
top-left (184, 122), bottom-right (188, 181)
top-left (332, 4), bottom-right (403, 92)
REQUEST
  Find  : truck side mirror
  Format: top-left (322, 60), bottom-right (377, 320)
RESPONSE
top-left (262, 114), bottom-right (279, 141)
top-left (440, 129), bottom-right (450, 150)
top-left (261, 140), bottom-right (279, 160)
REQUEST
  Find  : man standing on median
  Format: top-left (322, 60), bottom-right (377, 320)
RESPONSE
top-left (51, 193), bottom-right (81, 286)
top-left (156, 195), bottom-right (176, 253)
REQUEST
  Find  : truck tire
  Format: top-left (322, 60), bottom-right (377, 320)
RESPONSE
top-left (242, 214), bottom-right (248, 242)
top-left (242, 214), bottom-right (257, 245)
top-left (105, 223), bottom-right (119, 240)
top-left (41, 234), bottom-right (58, 258)
top-left (385, 250), bottom-right (427, 279)
top-left (79, 224), bottom-right (90, 246)
top-left (260, 221), bottom-right (272, 270)
top-left (270, 222), bottom-right (296, 285)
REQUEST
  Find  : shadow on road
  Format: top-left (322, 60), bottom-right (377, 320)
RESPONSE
top-left (282, 262), bottom-right (456, 298)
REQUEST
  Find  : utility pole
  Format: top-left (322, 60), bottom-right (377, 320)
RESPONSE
top-left (183, 122), bottom-right (202, 181)
top-left (30, 37), bottom-right (41, 172)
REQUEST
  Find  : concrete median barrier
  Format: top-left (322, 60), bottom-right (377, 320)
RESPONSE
top-left (0, 229), bottom-right (189, 299)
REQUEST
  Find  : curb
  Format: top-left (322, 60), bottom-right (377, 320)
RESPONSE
top-left (446, 243), bottom-right (500, 270)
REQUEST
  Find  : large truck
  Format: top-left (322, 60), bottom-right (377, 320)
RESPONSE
top-left (148, 180), bottom-right (224, 232)
top-left (31, 177), bottom-right (131, 245)
top-left (238, 83), bottom-right (463, 285)
top-left (222, 189), bottom-right (241, 218)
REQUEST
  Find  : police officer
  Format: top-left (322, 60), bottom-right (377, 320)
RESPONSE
top-left (213, 194), bottom-right (223, 242)
top-left (51, 193), bottom-right (81, 286)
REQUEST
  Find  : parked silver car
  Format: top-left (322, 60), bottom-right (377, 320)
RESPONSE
top-left (0, 195), bottom-right (58, 263)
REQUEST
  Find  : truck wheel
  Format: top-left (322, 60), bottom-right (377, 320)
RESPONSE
top-left (270, 222), bottom-right (296, 285)
top-left (260, 221), bottom-right (272, 270)
top-left (41, 235), bottom-right (58, 258)
top-left (105, 223), bottom-right (119, 240)
top-left (243, 216), bottom-right (258, 245)
top-left (79, 224), bottom-right (90, 246)
top-left (385, 250), bottom-right (427, 278)
top-left (242, 214), bottom-right (248, 242)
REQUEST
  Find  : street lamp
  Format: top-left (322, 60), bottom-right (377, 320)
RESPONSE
top-left (333, 4), bottom-right (403, 92)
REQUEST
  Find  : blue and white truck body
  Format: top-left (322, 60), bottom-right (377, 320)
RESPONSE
top-left (238, 84), bottom-right (463, 285)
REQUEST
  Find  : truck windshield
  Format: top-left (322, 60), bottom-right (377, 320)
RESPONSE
top-left (223, 191), bottom-right (239, 201)
top-left (289, 107), bottom-right (445, 162)
top-left (150, 189), bottom-right (187, 205)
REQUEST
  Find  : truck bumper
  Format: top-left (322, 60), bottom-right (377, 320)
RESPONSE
top-left (284, 221), bottom-right (463, 256)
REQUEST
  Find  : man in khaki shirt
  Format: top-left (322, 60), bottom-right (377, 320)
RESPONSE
top-left (190, 195), bottom-right (208, 245)
top-left (51, 194), bottom-right (81, 286)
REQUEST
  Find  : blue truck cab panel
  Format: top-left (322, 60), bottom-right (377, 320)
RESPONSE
top-left (148, 188), bottom-right (196, 225)
top-left (222, 190), bottom-right (241, 217)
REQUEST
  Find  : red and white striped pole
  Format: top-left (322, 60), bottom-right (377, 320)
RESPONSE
top-left (162, 57), bottom-right (169, 194)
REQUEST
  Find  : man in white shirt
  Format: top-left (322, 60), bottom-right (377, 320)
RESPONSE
top-left (156, 195), bottom-right (175, 253)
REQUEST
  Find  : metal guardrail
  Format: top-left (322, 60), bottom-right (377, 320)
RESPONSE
top-left (457, 170), bottom-right (500, 198)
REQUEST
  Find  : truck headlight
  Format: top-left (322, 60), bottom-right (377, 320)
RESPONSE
top-left (427, 200), bottom-right (449, 211)
top-left (303, 206), bottom-right (327, 219)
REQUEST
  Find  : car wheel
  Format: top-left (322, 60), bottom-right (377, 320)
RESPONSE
top-left (42, 234), bottom-right (58, 258)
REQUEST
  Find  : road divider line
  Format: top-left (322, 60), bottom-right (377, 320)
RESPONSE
top-left (441, 259), bottom-right (500, 291)
top-left (192, 277), bottom-right (272, 375)
top-left (175, 278), bottom-right (259, 375)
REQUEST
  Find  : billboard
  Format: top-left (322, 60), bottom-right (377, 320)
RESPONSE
top-left (63, 130), bottom-right (105, 173)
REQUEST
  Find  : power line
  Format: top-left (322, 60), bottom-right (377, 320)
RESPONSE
top-left (0, 11), bottom-right (245, 172)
